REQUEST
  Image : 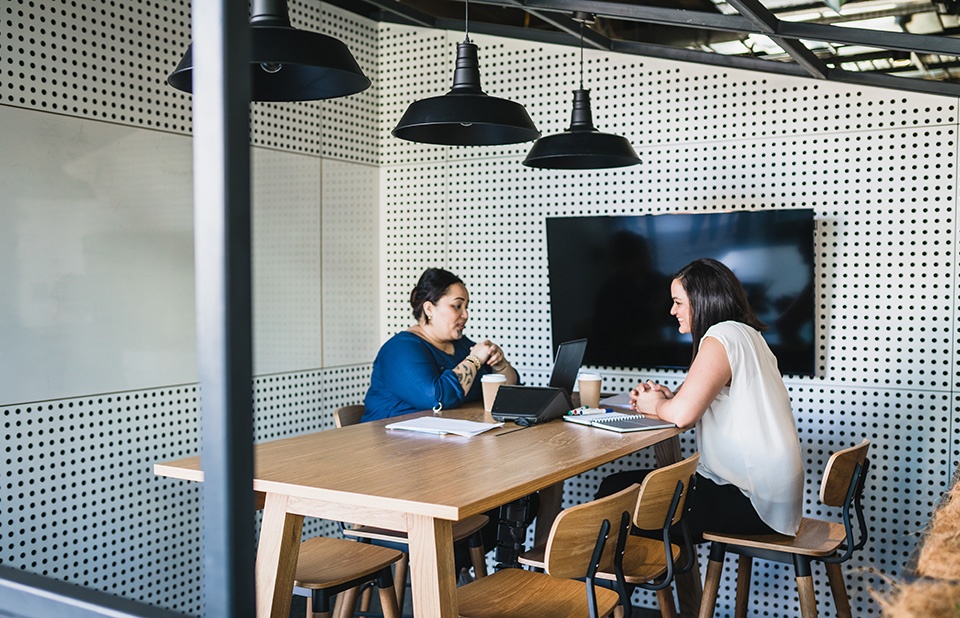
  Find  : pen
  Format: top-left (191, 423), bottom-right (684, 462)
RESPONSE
top-left (567, 407), bottom-right (615, 416)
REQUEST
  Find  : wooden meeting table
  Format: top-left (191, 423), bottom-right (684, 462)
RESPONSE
top-left (154, 404), bottom-right (698, 618)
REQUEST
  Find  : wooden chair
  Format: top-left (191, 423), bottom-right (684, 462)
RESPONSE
top-left (333, 403), bottom-right (367, 429)
top-left (697, 439), bottom-right (871, 618)
top-left (334, 404), bottom-right (489, 614)
top-left (293, 536), bottom-right (403, 618)
top-left (518, 453), bottom-right (700, 618)
top-left (250, 491), bottom-right (401, 618)
top-left (457, 483), bottom-right (641, 618)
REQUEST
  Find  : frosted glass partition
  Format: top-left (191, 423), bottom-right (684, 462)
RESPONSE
top-left (0, 107), bottom-right (197, 403)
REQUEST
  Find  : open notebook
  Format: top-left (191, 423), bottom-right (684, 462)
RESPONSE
top-left (564, 412), bottom-right (675, 433)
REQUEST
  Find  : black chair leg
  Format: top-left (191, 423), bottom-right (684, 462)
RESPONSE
top-left (467, 531), bottom-right (488, 578)
top-left (310, 589), bottom-right (335, 618)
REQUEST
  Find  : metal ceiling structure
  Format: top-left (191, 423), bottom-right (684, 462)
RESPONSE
top-left (325, 0), bottom-right (960, 97)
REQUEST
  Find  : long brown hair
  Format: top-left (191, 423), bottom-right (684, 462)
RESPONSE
top-left (674, 258), bottom-right (766, 363)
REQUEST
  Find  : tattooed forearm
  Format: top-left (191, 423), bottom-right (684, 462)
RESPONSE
top-left (453, 361), bottom-right (477, 392)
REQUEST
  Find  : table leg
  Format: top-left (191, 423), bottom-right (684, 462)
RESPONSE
top-left (406, 514), bottom-right (459, 618)
top-left (653, 435), bottom-right (683, 470)
top-left (534, 481), bottom-right (564, 547)
top-left (655, 435), bottom-right (702, 617)
top-left (256, 493), bottom-right (304, 618)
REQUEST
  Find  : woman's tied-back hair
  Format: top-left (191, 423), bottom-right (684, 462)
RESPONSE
top-left (410, 268), bottom-right (464, 322)
top-left (674, 258), bottom-right (766, 363)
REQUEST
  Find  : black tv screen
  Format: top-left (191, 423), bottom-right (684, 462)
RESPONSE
top-left (546, 209), bottom-right (816, 376)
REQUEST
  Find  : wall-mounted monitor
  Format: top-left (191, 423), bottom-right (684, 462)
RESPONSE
top-left (546, 209), bottom-right (816, 376)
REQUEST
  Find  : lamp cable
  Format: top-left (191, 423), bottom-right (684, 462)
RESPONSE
top-left (579, 21), bottom-right (584, 90)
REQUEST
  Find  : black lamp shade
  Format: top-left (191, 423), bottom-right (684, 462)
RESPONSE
top-left (524, 131), bottom-right (641, 169)
top-left (392, 42), bottom-right (540, 146)
top-left (523, 89), bottom-right (640, 169)
top-left (168, 0), bottom-right (370, 101)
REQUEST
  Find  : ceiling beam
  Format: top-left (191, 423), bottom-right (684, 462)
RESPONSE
top-left (346, 0), bottom-right (437, 27)
top-left (470, 0), bottom-right (960, 56)
top-left (613, 38), bottom-right (812, 77)
top-left (364, 0), bottom-right (960, 97)
top-left (722, 0), bottom-right (829, 79)
top-left (616, 34), bottom-right (960, 96)
top-left (829, 66), bottom-right (960, 95)
top-left (473, 0), bottom-right (757, 32)
top-left (457, 17), bottom-right (960, 96)
top-left (779, 21), bottom-right (960, 56)
top-left (503, 1), bottom-right (613, 50)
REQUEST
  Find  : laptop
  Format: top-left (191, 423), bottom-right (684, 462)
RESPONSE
top-left (547, 338), bottom-right (588, 396)
top-left (491, 339), bottom-right (588, 424)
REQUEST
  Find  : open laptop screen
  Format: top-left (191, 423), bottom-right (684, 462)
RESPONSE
top-left (548, 338), bottom-right (588, 393)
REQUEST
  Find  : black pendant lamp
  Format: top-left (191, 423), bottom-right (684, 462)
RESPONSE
top-left (392, 0), bottom-right (539, 145)
top-left (168, 0), bottom-right (370, 102)
top-left (523, 15), bottom-right (640, 169)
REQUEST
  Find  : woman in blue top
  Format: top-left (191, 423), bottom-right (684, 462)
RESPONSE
top-left (363, 268), bottom-right (519, 422)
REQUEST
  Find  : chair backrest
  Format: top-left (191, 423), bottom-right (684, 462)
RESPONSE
top-left (632, 453), bottom-right (700, 531)
top-left (543, 483), bottom-right (641, 579)
top-left (820, 439), bottom-right (870, 507)
top-left (335, 404), bottom-right (365, 428)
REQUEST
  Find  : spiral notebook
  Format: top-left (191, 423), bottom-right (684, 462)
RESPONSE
top-left (563, 412), bottom-right (675, 433)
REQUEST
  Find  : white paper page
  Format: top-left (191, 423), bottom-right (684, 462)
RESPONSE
top-left (385, 417), bottom-right (504, 437)
top-left (600, 392), bottom-right (635, 412)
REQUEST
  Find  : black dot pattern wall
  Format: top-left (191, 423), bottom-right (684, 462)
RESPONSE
top-left (380, 22), bottom-right (960, 616)
top-left (0, 369), bottom-right (370, 615)
top-left (5, 0), bottom-right (960, 614)
top-left (2, 0), bottom-right (379, 614)
top-left (2, 0), bottom-right (378, 164)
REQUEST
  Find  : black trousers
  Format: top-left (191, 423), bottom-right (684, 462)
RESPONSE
top-left (596, 469), bottom-right (775, 544)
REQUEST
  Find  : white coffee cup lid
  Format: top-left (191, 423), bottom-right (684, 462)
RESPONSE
top-left (578, 372), bottom-right (602, 381)
top-left (481, 373), bottom-right (507, 382)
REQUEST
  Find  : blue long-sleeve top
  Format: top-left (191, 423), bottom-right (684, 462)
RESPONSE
top-left (362, 331), bottom-right (491, 422)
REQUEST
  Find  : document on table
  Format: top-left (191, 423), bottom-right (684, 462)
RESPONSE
top-left (385, 417), bottom-right (504, 437)
top-left (600, 392), bottom-right (635, 412)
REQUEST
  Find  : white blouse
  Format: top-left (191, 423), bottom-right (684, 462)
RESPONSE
top-left (696, 321), bottom-right (804, 535)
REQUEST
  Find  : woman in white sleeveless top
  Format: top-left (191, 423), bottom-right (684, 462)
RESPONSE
top-left (598, 258), bottom-right (803, 542)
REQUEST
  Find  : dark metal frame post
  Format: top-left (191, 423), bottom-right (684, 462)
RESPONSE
top-left (191, 1), bottom-right (255, 617)
top-left (0, 564), bottom-right (191, 618)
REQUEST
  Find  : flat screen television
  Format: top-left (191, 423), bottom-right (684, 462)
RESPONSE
top-left (546, 209), bottom-right (816, 376)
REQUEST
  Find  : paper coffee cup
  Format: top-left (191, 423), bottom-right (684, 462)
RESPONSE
top-left (481, 373), bottom-right (508, 411)
top-left (578, 372), bottom-right (602, 409)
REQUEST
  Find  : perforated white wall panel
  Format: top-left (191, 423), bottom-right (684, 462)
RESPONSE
top-left (1, 0), bottom-right (377, 160)
top-left (1, 0), bottom-right (193, 133)
top-left (3, 0), bottom-right (380, 613)
top-left (380, 23), bottom-right (960, 616)
top-left (249, 2), bottom-right (379, 163)
top-left (321, 159), bottom-right (381, 366)
top-left (252, 146), bottom-right (323, 375)
top-left (1, 386), bottom-right (203, 614)
top-left (5, 0), bottom-right (960, 613)
top-left (0, 368), bottom-right (368, 615)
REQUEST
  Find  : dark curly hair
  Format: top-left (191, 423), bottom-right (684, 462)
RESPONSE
top-left (674, 258), bottom-right (766, 363)
top-left (410, 268), bottom-right (464, 322)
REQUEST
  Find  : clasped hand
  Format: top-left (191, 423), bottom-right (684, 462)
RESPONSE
top-left (470, 340), bottom-right (508, 372)
top-left (629, 380), bottom-right (674, 417)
